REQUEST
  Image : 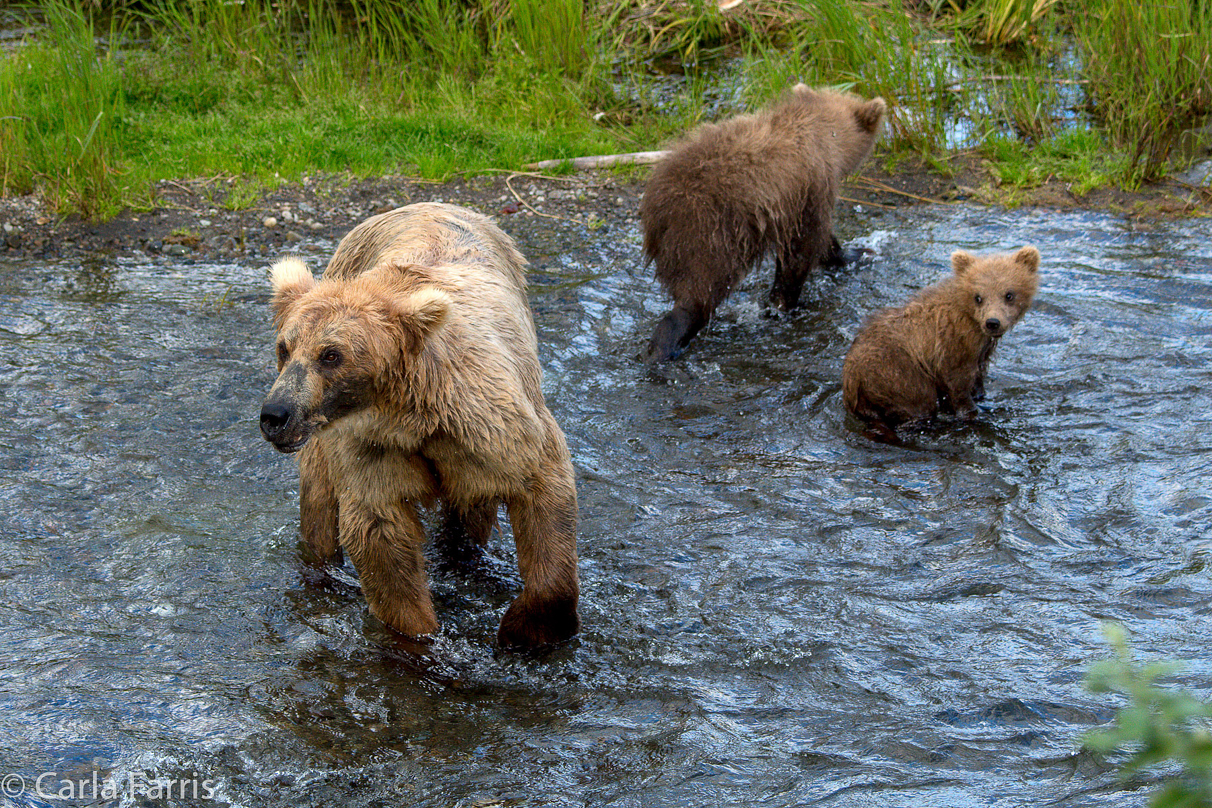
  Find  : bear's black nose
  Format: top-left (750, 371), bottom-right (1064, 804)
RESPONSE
top-left (984, 317), bottom-right (1001, 333)
top-left (260, 401), bottom-right (292, 441)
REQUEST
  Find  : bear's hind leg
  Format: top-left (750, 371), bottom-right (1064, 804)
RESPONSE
top-left (500, 452), bottom-right (580, 649)
top-left (822, 235), bottom-right (846, 269)
top-left (436, 499), bottom-right (499, 563)
top-left (770, 213), bottom-right (832, 312)
top-left (299, 438), bottom-right (341, 565)
top-left (646, 303), bottom-right (710, 363)
top-left (341, 500), bottom-right (439, 638)
top-left (770, 247), bottom-right (813, 311)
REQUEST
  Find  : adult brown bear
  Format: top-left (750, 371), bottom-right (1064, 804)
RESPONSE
top-left (259, 203), bottom-right (579, 649)
top-left (641, 84), bottom-right (886, 361)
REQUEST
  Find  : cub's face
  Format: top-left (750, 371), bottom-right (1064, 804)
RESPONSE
top-left (259, 258), bottom-right (448, 454)
top-left (952, 246), bottom-right (1041, 338)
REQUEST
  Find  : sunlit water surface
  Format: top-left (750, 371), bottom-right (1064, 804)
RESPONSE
top-left (2, 202), bottom-right (1210, 807)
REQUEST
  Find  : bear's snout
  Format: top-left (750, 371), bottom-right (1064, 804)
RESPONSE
top-left (260, 400), bottom-right (306, 452)
top-left (984, 317), bottom-right (1002, 334)
top-left (260, 401), bottom-right (290, 437)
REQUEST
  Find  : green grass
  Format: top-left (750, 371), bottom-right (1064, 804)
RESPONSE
top-left (932, 0), bottom-right (1061, 48)
top-left (2, 2), bottom-right (128, 217)
top-left (1075, 0), bottom-right (1212, 182)
top-left (982, 127), bottom-right (1128, 196)
top-left (1, 0), bottom-right (635, 215)
top-left (0, 0), bottom-right (1208, 219)
top-left (507, 0), bottom-right (592, 75)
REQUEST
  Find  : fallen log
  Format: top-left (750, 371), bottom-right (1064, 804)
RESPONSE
top-left (523, 150), bottom-right (670, 171)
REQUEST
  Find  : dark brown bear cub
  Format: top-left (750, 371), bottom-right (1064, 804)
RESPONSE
top-left (640, 84), bottom-right (886, 361)
top-left (259, 203), bottom-right (579, 650)
top-left (842, 246), bottom-right (1040, 439)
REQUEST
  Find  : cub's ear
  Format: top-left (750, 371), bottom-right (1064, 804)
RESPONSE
top-left (790, 82), bottom-right (816, 100)
top-left (1014, 245), bottom-right (1041, 273)
top-left (951, 250), bottom-right (976, 277)
top-left (269, 257), bottom-right (315, 327)
top-left (391, 287), bottom-right (451, 355)
top-left (854, 97), bottom-right (886, 134)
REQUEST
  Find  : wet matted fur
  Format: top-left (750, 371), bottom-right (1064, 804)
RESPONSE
top-left (842, 246), bottom-right (1041, 440)
top-left (259, 203), bottom-right (579, 650)
top-left (640, 84), bottom-right (886, 361)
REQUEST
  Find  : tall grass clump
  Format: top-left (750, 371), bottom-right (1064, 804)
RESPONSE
top-left (0, 68), bottom-right (28, 195)
top-left (506, 0), bottom-right (591, 76)
top-left (143, 0), bottom-right (285, 73)
top-left (1075, 0), bottom-right (1212, 182)
top-left (929, 0), bottom-right (1060, 48)
top-left (737, 0), bottom-right (958, 155)
top-left (734, 0), bottom-right (876, 94)
top-left (1085, 623), bottom-right (1212, 808)
top-left (852, 0), bottom-right (959, 156)
top-left (617, 0), bottom-right (733, 65)
top-left (1, 2), bottom-right (127, 216)
top-left (979, 48), bottom-right (1065, 142)
top-left (382, 0), bottom-right (491, 79)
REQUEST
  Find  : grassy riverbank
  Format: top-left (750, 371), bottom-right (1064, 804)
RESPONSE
top-left (1, 0), bottom-right (1210, 220)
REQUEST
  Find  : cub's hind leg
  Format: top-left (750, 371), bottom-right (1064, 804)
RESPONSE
top-left (646, 303), bottom-right (711, 362)
top-left (770, 209), bottom-right (833, 312)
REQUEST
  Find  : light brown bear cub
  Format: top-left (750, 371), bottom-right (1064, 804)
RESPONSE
top-left (259, 203), bottom-right (579, 650)
top-left (641, 84), bottom-right (886, 361)
top-left (842, 246), bottom-right (1040, 439)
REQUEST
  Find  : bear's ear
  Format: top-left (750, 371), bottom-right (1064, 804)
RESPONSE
top-left (269, 257), bottom-right (315, 327)
top-left (391, 287), bottom-right (451, 355)
top-left (951, 250), bottom-right (976, 277)
top-left (853, 97), bottom-right (886, 134)
top-left (1014, 245), bottom-right (1041, 273)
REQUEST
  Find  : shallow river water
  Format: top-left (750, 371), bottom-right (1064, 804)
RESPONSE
top-left (1, 200), bottom-right (1210, 807)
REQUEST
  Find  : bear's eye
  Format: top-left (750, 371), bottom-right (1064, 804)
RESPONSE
top-left (319, 348), bottom-right (343, 367)
top-left (974, 294), bottom-right (983, 305)
top-left (1004, 291), bottom-right (1015, 302)
top-left (276, 342), bottom-right (289, 365)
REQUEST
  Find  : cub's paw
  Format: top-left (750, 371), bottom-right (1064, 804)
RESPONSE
top-left (646, 308), bottom-right (698, 363)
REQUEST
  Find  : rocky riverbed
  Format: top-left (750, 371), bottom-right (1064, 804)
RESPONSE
top-left (2, 156), bottom-right (1209, 263)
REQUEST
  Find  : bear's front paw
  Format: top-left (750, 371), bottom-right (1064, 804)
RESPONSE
top-left (369, 600), bottom-right (440, 639)
top-left (497, 593), bottom-right (580, 651)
